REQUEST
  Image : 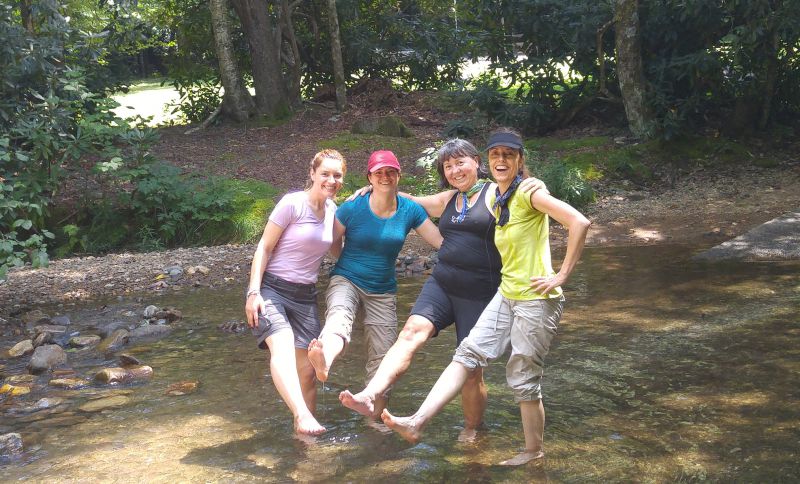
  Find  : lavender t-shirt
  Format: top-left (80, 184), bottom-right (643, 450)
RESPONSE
top-left (265, 191), bottom-right (337, 284)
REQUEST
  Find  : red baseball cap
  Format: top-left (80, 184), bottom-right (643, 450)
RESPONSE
top-left (367, 150), bottom-right (401, 174)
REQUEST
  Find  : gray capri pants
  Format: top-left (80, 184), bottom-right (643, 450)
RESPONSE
top-left (453, 291), bottom-right (565, 402)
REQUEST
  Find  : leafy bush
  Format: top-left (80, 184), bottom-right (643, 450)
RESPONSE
top-left (527, 154), bottom-right (595, 209)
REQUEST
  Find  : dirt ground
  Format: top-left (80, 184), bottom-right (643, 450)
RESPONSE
top-left (1, 89), bottom-right (799, 317)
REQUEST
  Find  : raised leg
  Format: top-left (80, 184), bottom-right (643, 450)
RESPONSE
top-left (341, 316), bottom-right (434, 418)
top-left (307, 333), bottom-right (345, 382)
top-left (382, 360), bottom-right (472, 443)
top-left (264, 330), bottom-right (325, 435)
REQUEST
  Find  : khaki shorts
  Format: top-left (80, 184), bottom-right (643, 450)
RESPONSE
top-left (453, 292), bottom-right (564, 402)
top-left (322, 275), bottom-right (398, 382)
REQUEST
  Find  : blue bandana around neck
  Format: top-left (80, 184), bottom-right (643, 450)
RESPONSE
top-left (492, 174), bottom-right (523, 226)
top-left (453, 178), bottom-right (490, 223)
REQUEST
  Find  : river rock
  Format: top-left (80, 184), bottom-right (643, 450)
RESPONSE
top-left (8, 339), bottom-right (34, 358)
top-left (50, 315), bottom-right (71, 326)
top-left (69, 335), bottom-right (101, 347)
top-left (165, 380), bottom-right (198, 396)
top-left (96, 321), bottom-right (132, 338)
top-left (49, 378), bottom-right (90, 390)
top-left (0, 433), bottom-right (23, 457)
top-left (154, 308), bottom-right (182, 322)
top-left (97, 329), bottom-right (129, 353)
top-left (16, 397), bottom-right (65, 414)
top-left (94, 365), bottom-right (153, 384)
top-left (0, 383), bottom-right (31, 396)
top-left (142, 305), bottom-right (159, 318)
top-left (5, 374), bottom-right (36, 384)
top-left (32, 331), bottom-right (53, 348)
top-left (130, 324), bottom-right (172, 340)
top-left (118, 354), bottom-right (142, 367)
top-left (78, 395), bottom-right (131, 413)
top-left (33, 324), bottom-right (67, 335)
top-left (28, 345), bottom-right (67, 374)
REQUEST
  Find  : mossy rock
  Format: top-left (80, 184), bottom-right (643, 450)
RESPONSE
top-left (351, 116), bottom-right (413, 138)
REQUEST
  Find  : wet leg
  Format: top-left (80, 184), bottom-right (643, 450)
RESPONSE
top-left (382, 360), bottom-right (472, 443)
top-left (265, 331), bottom-right (325, 435)
top-left (499, 399), bottom-right (545, 466)
top-left (342, 316), bottom-right (434, 418)
top-left (458, 367), bottom-right (487, 442)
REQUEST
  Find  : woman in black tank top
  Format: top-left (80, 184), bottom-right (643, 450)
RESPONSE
top-left (339, 139), bottom-right (544, 439)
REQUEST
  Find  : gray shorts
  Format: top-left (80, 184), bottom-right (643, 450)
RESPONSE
top-left (251, 272), bottom-right (320, 350)
top-left (410, 276), bottom-right (493, 345)
top-left (321, 275), bottom-right (398, 382)
top-left (453, 292), bottom-right (564, 402)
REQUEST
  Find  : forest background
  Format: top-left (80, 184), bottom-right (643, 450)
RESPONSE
top-left (2, 0), bottom-right (799, 281)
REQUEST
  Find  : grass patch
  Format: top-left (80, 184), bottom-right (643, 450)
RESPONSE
top-left (318, 132), bottom-right (418, 158)
top-left (120, 77), bottom-right (172, 94)
top-left (199, 178), bottom-right (280, 245)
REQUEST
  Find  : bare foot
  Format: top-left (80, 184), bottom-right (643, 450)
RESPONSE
top-left (339, 390), bottom-right (378, 418)
top-left (457, 427), bottom-right (478, 443)
top-left (294, 413), bottom-right (326, 435)
top-left (499, 450), bottom-right (544, 466)
top-left (381, 409), bottom-right (422, 444)
top-left (307, 338), bottom-right (329, 382)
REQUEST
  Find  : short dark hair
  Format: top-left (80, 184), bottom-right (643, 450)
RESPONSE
top-left (435, 139), bottom-right (490, 189)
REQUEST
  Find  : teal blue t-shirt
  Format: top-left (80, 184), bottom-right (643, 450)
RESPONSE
top-left (331, 194), bottom-right (428, 293)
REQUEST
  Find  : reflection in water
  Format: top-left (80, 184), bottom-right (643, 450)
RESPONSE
top-left (1, 246), bottom-right (798, 481)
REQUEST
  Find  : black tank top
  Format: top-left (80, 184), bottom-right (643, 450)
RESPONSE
top-left (432, 183), bottom-right (502, 299)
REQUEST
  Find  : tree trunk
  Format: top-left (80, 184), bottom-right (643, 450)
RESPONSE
top-left (614, 0), bottom-right (651, 138)
top-left (230, 0), bottom-right (291, 119)
top-left (209, 0), bottom-right (255, 122)
top-left (759, 24), bottom-right (779, 130)
top-left (20, 0), bottom-right (34, 32)
top-left (279, 0), bottom-right (302, 107)
top-left (326, 0), bottom-right (347, 111)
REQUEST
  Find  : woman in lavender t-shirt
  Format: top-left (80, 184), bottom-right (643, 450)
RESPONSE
top-left (244, 149), bottom-right (346, 435)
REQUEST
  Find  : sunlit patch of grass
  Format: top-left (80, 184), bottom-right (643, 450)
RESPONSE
top-left (318, 132), bottom-right (417, 158)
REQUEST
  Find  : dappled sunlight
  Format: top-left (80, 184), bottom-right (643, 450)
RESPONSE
top-left (630, 227), bottom-right (667, 242)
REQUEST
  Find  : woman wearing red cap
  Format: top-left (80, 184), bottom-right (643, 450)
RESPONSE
top-left (308, 150), bottom-right (443, 416)
top-left (382, 128), bottom-right (591, 466)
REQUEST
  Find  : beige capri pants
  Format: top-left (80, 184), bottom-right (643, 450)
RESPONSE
top-left (321, 275), bottom-right (398, 385)
top-left (453, 291), bottom-right (565, 402)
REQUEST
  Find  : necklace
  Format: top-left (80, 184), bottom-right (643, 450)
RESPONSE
top-left (453, 179), bottom-right (489, 223)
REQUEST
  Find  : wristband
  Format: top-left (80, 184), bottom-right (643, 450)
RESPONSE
top-left (246, 289), bottom-right (261, 299)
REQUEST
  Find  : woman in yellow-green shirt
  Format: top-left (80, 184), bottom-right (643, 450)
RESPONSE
top-left (381, 128), bottom-right (591, 466)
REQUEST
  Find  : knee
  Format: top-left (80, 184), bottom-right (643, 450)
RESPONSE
top-left (297, 361), bottom-right (316, 384)
top-left (398, 317), bottom-right (434, 344)
top-left (464, 367), bottom-right (484, 385)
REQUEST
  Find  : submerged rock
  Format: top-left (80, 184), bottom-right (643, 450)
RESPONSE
top-left (8, 339), bottom-right (34, 358)
top-left (129, 324), bottom-right (172, 340)
top-left (154, 308), bottom-right (182, 322)
top-left (78, 395), bottom-right (130, 413)
top-left (118, 354), bottom-right (142, 367)
top-left (28, 345), bottom-right (67, 374)
top-left (97, 329), bottom-right (129, 353)
top-left (0, 383), bottom-right (31, 396)
top-left (69, 335), bottom-right (101, 348)
top-left (94, 365), bottom-right (153, 384)
top-left (0, 433), bottom-right (23, 457)
top-left (32, 331), bottom-right (53, 348)
top-left (96, 321), bottom-right (132, 338)
top-left (142, 305), bottom-right (159, 318)
top-left (4, 374), bottom-right (36, 385)
top-left (50, 315), bottom-right (71, 326)
top-left (165, 380), bottom-right (198, 396)
top-left (49, 378), bottom-right (90, 390)
top-left (33, 324), bottom-right (67, 335)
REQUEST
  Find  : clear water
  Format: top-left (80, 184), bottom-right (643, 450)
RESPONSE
top-left (1, 245), bottom-right (798, 482)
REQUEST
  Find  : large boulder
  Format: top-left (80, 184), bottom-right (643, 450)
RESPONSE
top-left (351, 116), bottom-right (413, 138)
top-left (28, 344), bottom-right (67, 374)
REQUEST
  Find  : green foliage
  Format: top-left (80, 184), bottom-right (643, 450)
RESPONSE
top-left (167, 77), bottom-right (222, 124)
top-left (527, 155), bottom-right (595, 209)
top-left (526, 136), bottom-right (611, 152)
top-left (441, 119), bottom-right (478, 140)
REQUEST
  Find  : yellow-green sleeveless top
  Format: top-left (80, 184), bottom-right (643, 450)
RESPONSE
top-left (491, 189), bottom-right (563, 300)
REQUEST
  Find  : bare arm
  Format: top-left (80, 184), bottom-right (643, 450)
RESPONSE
top-left (413, 218), bottom-right (443, 250)
top-left (328, 218), bottom-right (346, 260)
top-left (245, 221), bottom-right (286, 328)
top-left (399, 190), bottom-right (455, 218)
top-left (529, 191), bottom-right (591, 295)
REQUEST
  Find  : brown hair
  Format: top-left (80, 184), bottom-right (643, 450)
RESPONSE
top-left (435, 139), bottom-right (489, 189)
top-left (305, 149), bottom-right (347, 189)
top-left (488, 127), bottom-right (529, 177)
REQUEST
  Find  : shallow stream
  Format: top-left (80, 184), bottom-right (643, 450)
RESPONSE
top-left (1, 245), bottom-right (798, 482)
